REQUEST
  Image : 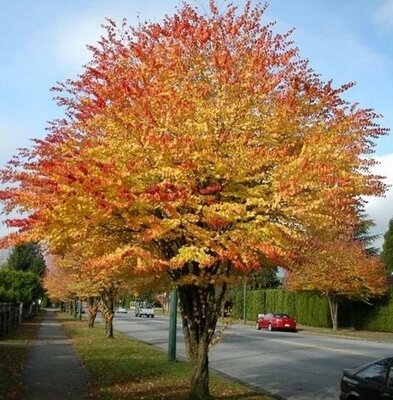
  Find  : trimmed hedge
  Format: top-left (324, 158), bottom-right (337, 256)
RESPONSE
top-left (351, 290), bottom-right (393, 332)
top-left (231, 289), bottom-right (331, 327)
top-left (230, 288), bottom-right (393, 332)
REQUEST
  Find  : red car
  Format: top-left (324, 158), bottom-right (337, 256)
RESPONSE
top-left (256, 313), bottom-right (297, 332)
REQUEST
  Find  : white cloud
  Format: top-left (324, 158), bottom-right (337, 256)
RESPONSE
top-left (364, 152), bottom-right (393, 249)
top-left (375, 0), bottom-right (393, 31)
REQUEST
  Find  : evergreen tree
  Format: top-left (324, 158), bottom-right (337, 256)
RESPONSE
top-left (0, 269), bottom-right (42, 304)
top-left (249, 268), bottom-right (281, 289)
top-left (6, 243), bottom-right (46, 276)
top-left (353, 215), bottom-right (380, 256)
top-left (381, 218), bottom-right (393, 273)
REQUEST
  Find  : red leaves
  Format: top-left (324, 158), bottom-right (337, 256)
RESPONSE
top-left (143, 182), bottom-right (189, 203)
top-left (197, 28), bottom-right (211, 45)
top-left (198, 184), bottom-right (222, 195)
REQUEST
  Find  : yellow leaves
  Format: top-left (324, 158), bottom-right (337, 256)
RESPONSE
top-left (170, 245), bottom-right (215, 269)
top-left (201, 203), bottom-right (246, 230)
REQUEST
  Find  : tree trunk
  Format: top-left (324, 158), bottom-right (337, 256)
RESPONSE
top-left (73, 298), bottom-right (77, 319)
top-left (327, 294), bottom-right (339, 331)
top-left (105, 300), bottom-right (114, 339)
top-left (87, 297), bottom-right (98, 328)
top-left (189, 341), bottom-right (210, 400)
top-left (177, 277), bottom-right (227, 400)
top-left (78, 299), bottom-right (83, 320)
top-left (101, 291), bottom-right (115, 339)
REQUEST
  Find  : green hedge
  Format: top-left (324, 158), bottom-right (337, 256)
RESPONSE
top-left (230, 288), bottom-right (393, 331)
top-left (351, 290), bottom-right (393, 332)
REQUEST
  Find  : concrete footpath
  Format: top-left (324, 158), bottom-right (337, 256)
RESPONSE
top-left (22, 309), bottom-right (88, 400)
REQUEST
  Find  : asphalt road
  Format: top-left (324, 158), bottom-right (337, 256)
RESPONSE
top-left (110, 312), bottom-right (393, 400)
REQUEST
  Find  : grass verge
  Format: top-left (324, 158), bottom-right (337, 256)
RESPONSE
top-left (0, 311), bottom-right (44, 400)
top-left (59, 313), bottom-right (272, 400)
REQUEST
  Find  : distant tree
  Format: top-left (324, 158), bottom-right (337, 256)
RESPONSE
top-left (0, 269), bottom-right (42, 304)
top-left (381, 218), bottom-right (393, 273)
top-left (353, 215), bottom-right (380, 256)
top-left (249, 267), bottom-right (281, 289)
top-left (286, 235), bottom-right (387, 330)
top-left (7, 243), bottom-right (46, 276)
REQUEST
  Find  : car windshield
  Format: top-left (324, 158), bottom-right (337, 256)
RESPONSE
top-left (356, 359), bottom-right (390, 384)
top-left (273, 314), bottom-right (289, 318)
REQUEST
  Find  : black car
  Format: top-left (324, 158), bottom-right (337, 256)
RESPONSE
top-left (340, 356), bottom-right (393, 400)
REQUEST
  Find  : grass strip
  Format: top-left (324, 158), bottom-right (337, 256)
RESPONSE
top-left (0, 311), bottom-right (44, 400)
top-left (59, 313), bottom-right (272, 400)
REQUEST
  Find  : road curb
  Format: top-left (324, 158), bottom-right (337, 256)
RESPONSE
top-left (210, 367), bottom-right (288, 400)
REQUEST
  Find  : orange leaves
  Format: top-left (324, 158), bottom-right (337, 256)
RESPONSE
top-left (203, 216), bottom-right (231, 231)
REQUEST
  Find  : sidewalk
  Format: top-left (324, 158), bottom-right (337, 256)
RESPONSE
top-left (22, 309), bottom-right (88, 400)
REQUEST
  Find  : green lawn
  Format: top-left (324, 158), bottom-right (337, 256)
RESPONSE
top-left (0, 312), bottom-right (43, 400)
top-left (59, 313), bottom-right (271, 400)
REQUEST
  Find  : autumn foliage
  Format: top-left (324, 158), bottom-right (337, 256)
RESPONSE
top-left (0, 1), bottom-right (388, 398)
top-left (285, 235), bottom-right (387, 330)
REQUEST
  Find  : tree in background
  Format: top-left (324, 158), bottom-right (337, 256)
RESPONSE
top-left (286, 235), bottom-right (387, 330)
top-left (0, 2), bottom-right (387, 398)
top-left (0, 269), bottom-right (42, 305)
top-left (7, 243), bottom-right (46, 276)
top-left (248, 257), bottom-right (281, 290)
top-left (44, 251), bottom-right (134, 337)
top-left (2, 243), bottom-right (46, 305)
top-left (353, 215), bottom-right (380, 256)
top-left (381, 218), bottom-right (393, 274)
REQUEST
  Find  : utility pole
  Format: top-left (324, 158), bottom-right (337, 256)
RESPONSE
top-left (168, 289), bottom-right (178, 362)
top-left (243, 282), bottom-right (247, 324)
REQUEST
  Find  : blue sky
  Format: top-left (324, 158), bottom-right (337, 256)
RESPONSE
top-left (0, 0), bottom-right (392, 248)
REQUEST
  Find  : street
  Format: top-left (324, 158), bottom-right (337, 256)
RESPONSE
top-left (111, 313), bottom-right (393, 400)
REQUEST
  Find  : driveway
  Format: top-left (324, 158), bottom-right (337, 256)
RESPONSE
top-left (110, 313), bottom-right (393, 400)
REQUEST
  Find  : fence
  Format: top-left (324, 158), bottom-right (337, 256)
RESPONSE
top-left (0, 303), bottom-right (23, 338)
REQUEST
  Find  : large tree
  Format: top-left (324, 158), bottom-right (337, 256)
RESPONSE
top-left (0, 2), bottom-right (387, 398)
top-left (381, 218), bottom-right (393, 273)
